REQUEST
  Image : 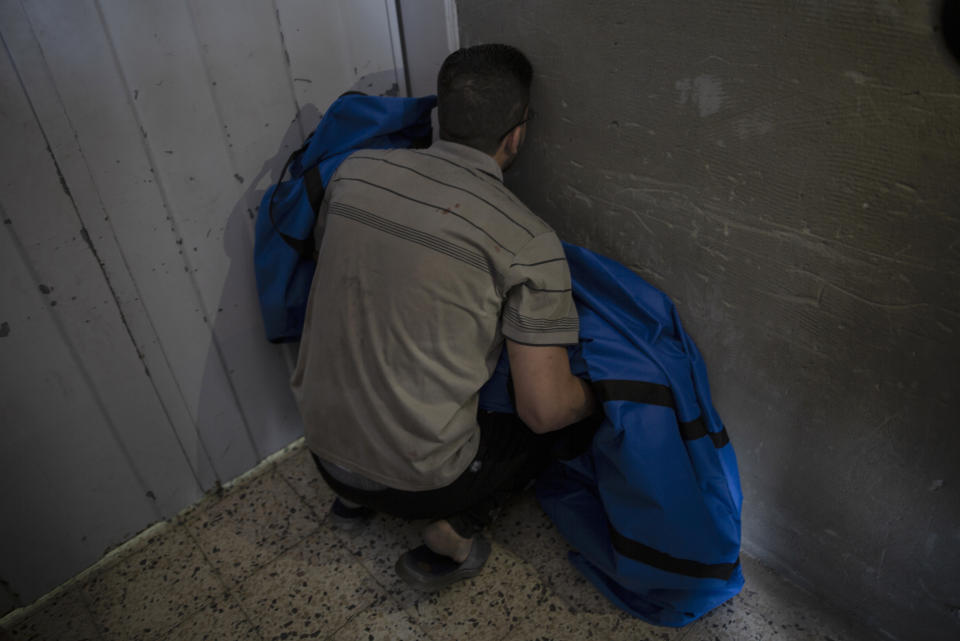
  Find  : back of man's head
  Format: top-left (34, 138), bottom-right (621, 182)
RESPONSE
top-left (437, 44), bottom-right (533, 155)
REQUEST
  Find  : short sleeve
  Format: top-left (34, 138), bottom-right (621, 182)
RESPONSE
top-left (501, 232), bottom-right (579, 346)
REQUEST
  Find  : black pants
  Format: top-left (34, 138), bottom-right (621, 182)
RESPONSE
top-left (311, 410), bottom-right (562, 538)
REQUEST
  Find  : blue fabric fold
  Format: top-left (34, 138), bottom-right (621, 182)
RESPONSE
top-left (255, 94), bottom-right (436, 342)
top-left (479, 243), bottom-right (744, 627)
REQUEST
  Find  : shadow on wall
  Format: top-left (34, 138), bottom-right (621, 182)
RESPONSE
top-left (192, 66), bottom-right (402, 486)
top-left (193, 104), bottom-right (322, 485)
top-left (193, 64), bottom-right (409, 486)
top-left (939, 0), bottom-right (960, 69)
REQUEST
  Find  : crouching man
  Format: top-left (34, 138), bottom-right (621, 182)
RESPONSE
top-left (291, 44), bottom-right (595, 590)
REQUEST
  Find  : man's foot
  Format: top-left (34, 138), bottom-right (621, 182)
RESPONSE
top-left (395, 535), bottom-right (491, 591)
top-left (422, 519), bottom-right (474, 562)
top-left (327, 498), bottom-right (375, 531)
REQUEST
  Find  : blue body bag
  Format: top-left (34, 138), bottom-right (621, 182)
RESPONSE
top-left (253, 94), bottom-right (743, 625)
top-left (254, 93), bottom-right (436, 342)
top-left (478, 244), bottom-right (744, 626)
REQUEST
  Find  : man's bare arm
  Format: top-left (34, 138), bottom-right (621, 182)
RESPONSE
top-left (506, 340), bottom-right (597, 434)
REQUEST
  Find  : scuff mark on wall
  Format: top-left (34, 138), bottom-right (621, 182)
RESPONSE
top-left (844, 70), bottom-right (874, 85)
top-left (875, 0), bottom-right (902, 19)
top-left (0, 322), bottom-right (10, 338)
top-left (42, 143), bottom-right (74, 198)
top-left (735, 119), bottom-right (775, 138)
top-left (676, 74), bottom-right (725, 117)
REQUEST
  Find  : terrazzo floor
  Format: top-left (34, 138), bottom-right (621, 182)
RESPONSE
top-left (1, 439), bottom-right (879, 641)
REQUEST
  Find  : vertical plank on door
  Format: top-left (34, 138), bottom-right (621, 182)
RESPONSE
top-left (23, 0), bottom-right (260, 481)
top-left (186, 0), bottom-right (306, 455)
top-left (337, 0), bottom-right (403, 95)
top-left (0, 33), bottom-right (192, 602)
top-left (277, 0), bottom-right (401, 131)
top-left (1, 0), bottom-right (218, 494)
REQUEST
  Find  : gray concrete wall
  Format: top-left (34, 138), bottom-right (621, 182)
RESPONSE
top-left (457, 2), bottom-right (960, 640)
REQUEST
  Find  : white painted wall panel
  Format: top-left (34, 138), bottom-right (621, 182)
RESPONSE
top-left (277, 0), bottom-right (401, 131)
top-left (0, 15), bottom-right (202, 600)
top-left (0, 0), bottom-right (448, 613)
top-left (0, 1), bottom-right (203, 515)
top-left (21, 0), bottom-right (260, 481)
top-left (188, 0), bottom-right (305, 171)
top-left (0, 229), bottom-right (162, 603)
top-left (0, 0), bottom-right (219, 493)
top-left (336, 0), bottom-right (402, 90)
top-left (0, 227), bottom-right (158, 604)
top-left (94, 0), bottom-right (269, 472)
top-left (186, 0), bottom-right (306, 457)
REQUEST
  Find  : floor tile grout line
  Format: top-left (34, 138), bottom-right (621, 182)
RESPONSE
top-left (188, 509), bottom-right (321, 605)
top-left (61, 573), bottom-right (108, 641)
top-left (176, 513), bottom-right (267, 641)
top-left (403, 600), bottom-right (442, 641)
top-left (274, 451), bottom-right (330, 523)
top-left (80, 524), bottom-right (223, 641)
top-left (173, 456), bottom-right (354, 641)
top-left (337, 524), bottom-right (445, 641)
top-left (327, 596), bottom-right (441, 641)
top-left (215, 520), bottom-right (322, 598)
top-left (318, 592), bottom-right (388, 641)
top-left (104, 527), bottom-right (223, 641)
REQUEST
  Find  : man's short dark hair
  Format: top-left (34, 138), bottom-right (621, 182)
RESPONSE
top-left (437, 44), bottom-right (533, 155)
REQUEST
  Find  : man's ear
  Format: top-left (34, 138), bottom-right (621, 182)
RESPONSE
top-left (505, 126), bottom-right (523, 155)
top-left (493, 126), bottom-right (523, 169)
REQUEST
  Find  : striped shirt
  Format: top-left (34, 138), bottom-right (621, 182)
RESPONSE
top-left (291, 140), bottom-right (578, 491)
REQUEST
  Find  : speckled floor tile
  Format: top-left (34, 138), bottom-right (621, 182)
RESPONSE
top-left (328, 598), bottom-right (430, 641)
top-left (81, 525), bottom-right (222, 641)
top-left (328, 511), bottom-right (427, 609)
top-left (274, 442), bottom-right (337, 517)
top-left (412, 542), bottom-right (554, 641)
top-left (238, 528), bottom-right (384, 641)
top-left (677, 557), bottom-right (875, 641)
top-left (499, 591), bottom-right (602, 641)
top-left (502, 590), bottom-right (677, 641)
top-left (158, 591), bottom-right (258, 641)
top-left (2, 441), bottom-right (883, 641)
top-left (490, 491), bottom-right (629, 616)
top-left (675, 595), bottom-right (780, 641)
top-left (489, 491), bottom-right (572, 572)
top-left (545, 558), bottom-right (628, 615)
top-left (2, 587), bottom-right (101, 641)
top-left (184, 466), bottom-right (319, 588)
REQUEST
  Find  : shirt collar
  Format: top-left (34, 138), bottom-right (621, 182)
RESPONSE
top-left (429, 140), bottom-right (504, 183)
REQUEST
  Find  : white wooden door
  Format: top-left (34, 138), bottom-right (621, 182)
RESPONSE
top-left (0, 0), bottom-right (414, 609)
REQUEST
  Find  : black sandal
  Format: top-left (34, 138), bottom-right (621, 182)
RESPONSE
top-left (327, 498), bottom-right (375, 530)
top-left (395, 536), bottom-right (492, 590)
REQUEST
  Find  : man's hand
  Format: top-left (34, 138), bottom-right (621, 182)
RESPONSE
top-left (506, 340), bottom-right (597, 433)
